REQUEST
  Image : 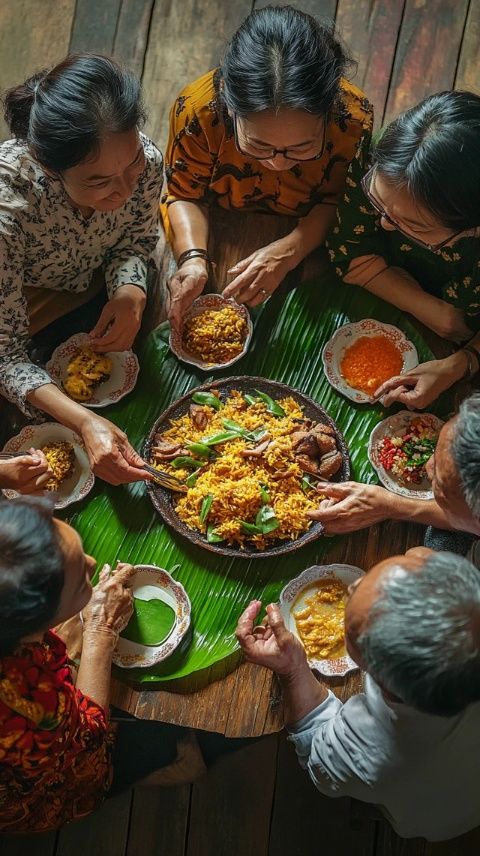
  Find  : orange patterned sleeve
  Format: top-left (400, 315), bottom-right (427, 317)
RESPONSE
top-left (161, 71), bottom-right (221, 238)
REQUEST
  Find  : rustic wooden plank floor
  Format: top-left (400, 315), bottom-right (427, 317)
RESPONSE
top-left (0, 1), bottom-right (480, 854)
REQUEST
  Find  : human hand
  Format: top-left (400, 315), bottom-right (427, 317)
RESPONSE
top-left (82, 562), bottom-right (135, 635)
top-left (167, 259), bottom-right (208, 332)
top-left (222, 240), bottom-right (295, 307)
top-left (89, 284), bottom-right (146, 351)
top-left (306, 481), bottom-right (397, 534)
top-left (0, 448), bottom-right (52, 493)
top-left (374, 353), bottom-right (467, 410)
top-left (80, 413), bottom-right (152, 485)
top-left (236, 600), bottom-right (307, 676)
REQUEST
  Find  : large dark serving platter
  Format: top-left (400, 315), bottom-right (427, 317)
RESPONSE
top-left (144, 376), bottom-right (350, 559)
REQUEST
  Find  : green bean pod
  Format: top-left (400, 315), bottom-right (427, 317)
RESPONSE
top-left (191, 391), bottom-right (223, 410)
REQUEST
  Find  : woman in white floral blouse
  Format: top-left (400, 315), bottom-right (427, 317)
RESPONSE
top-left (0, 54), bottom-right (163, 485)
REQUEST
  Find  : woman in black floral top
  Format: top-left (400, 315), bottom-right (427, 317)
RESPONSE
top-left (0, 54), bottom-right (162, 485)
top-left (327, 91), bottom-right (480, 409)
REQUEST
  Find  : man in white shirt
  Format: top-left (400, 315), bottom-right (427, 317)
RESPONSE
top-left (236, 547), bottom-right (480, 841)
top-left (306, 392), bottom-right (480, 546)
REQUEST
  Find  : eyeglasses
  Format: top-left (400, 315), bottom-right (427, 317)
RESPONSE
top-left (232, 113), bottom-right (326, 162)
top-left (360, 165), bottom-right (468, 252)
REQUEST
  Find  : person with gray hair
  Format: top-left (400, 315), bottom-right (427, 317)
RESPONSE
top-left (236, 546), bottom-right (480, 841)
top-left (306, 392), bottom-right (480, 553)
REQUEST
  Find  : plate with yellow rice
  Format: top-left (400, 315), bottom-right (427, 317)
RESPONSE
top-left (47, 332), bottom-right (139, 407)
top-left (144, 377), bottom-right (350, 558)
top-left (170, 294), bottom-right (253, 370)
top-left (280, 563), bottom-right (364, 676)
top-left (2, 422), bottom-right (94, 508)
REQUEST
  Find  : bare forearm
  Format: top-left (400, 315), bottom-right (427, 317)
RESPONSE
top-left (76, 630), bottom-right (116, 710)
top-left (389, 494), bottom-right (454, 529)
top-left (281, 204), bottom-right (337, 270)
top-left (359, 265), bottom-right (440, 318)
top-left (28, 383), bottom-right (91, 433)
top-left (167, 200), bottom-right (209, 259)
top-left (279, 662), bottom-right (329, 726)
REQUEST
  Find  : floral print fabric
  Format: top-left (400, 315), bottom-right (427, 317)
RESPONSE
top-left (0, 134), bottom-right (163, 414)
top-left (0, 631), bottom-right (112, 832)
top-left (326, 138), bottom-right (480, 330)
top-left (161, 69), bottom-right (373, 236)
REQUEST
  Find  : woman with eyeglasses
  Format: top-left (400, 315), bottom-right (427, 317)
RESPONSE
top-left (162, 5), bottom-right (373, 329)
top-left (327, 90), bottom-right (480, 409)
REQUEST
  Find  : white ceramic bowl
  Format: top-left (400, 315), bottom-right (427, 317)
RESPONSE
top-left (280, 564), bottom-right (364, 677)
top-left (169, 294), bottom-right (253, 371)
top-left (2, 422), bottom-right (94, 509)
top-left (113, 564), bottom-right (191, 669)
top-left (46, 332), bottom-right (139, 408)
top-left (322, 319), bottom-right (418, 404)
top-left (368, 410), bottom-right (444, 500)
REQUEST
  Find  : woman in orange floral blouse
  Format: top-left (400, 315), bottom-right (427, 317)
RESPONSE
top-left (0, 498), bottom-right (182, 833)
top-left (162, 6), bottom-right (373, 329)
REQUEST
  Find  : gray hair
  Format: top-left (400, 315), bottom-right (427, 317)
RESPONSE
top-left (452, 392), bottom-right (480, 520)
top-left (357, 551), bottom-right (480, 716)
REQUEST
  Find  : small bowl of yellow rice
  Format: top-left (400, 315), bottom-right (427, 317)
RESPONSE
top-left (170, 294), bottom-right (253, 371)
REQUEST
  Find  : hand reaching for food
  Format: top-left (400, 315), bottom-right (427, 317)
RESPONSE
top-left (236, 600), bottom-right (307, 675)
top-left (374, 353), bottom-right (468, 410)
top-left (80, 413), bottom-right (152, 485)
top-left (307, 481), bottom-right (397, 534)
top-left (82, 562), bottom-right (135, 636)
top-left (167, 259), bottom-right (209, 332)
top-left (222, 240), bottom-right (294, 307)
top-left (89, 284), bottom-right (146, 352)
top-left (0, 448), bottom-right (52, 493)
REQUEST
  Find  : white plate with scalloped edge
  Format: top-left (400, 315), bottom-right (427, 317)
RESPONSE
top-left (280, 564), bottom-right (364, 677)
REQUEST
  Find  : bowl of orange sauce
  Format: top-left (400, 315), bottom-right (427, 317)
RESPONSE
top-left (322, 319), bottom-right (418, 404)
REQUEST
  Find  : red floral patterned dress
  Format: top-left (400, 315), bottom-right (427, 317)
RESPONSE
top-left (0, 631), bottom-right (113, 832)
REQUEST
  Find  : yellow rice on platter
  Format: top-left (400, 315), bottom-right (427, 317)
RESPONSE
top-left (153, 390), bottom-right (324, 550)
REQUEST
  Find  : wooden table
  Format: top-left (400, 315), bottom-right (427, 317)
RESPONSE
top-left (111, 207), bottom-right (461, 737)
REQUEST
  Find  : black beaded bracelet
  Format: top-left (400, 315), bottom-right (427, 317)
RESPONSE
top-left (177, 248), bottom-right (211, 269)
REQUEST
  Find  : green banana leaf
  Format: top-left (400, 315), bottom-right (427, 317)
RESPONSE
top-left (67, 271), bottom-right (446, 683)
top-left (122, 597), bottom-right (176, 646)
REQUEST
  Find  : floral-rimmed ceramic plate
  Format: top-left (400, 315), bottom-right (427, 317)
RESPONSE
top-left (169, 294), bottom-right (253, 371)
top-left (46, 332), bottom-right (139, 408)
top-left (322, 319), bottom-right (418, 404)
top-left (368, 410), bottom-right (444, 500)
top-left (280, 564), bottom-right (364, 677)
top-left (113, 564), bottom-right (191, 669)
top-left (2, 422), bottom-right (94, 509)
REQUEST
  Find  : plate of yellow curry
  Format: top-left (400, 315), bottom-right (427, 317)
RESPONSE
top-left (280, 564), bottom-right (364, 676)
top-left (47, 332), bottom-right (139, 407)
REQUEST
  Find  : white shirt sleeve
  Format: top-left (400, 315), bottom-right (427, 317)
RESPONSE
top-left (103, 138), bottom-right (163, 297)
top-left (287, 689), bottom-right (380, 799)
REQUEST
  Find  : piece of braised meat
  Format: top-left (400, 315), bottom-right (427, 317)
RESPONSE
top-left (318, 450), bottom-right (343, 479)
top-left (151, 440), bottom-right (184, 460)
top-left (189, 404), bottom-right (209, 430)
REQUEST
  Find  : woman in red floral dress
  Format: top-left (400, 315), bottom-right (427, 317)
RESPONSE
top-left (0, 498), bottom-right (184, 833)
